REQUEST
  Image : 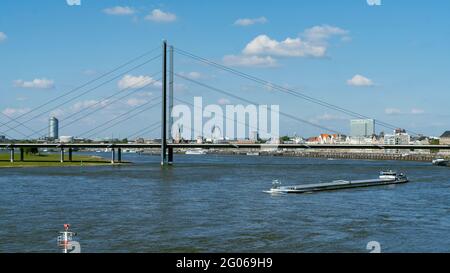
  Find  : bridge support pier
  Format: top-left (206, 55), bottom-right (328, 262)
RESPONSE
top-left (168, 148), bottom-right (173, 165)
top-left (60, 148), bottom-right (64, 163)
top-left (117, 148), bottom-right (122, 163)
top-left (168, 45), bottom-right (174, 165)
top-left (20, 148), bottom-right (24, 161)
top-left (160, 40), bottom-right (168, 166)
top-left (10, 148), bottom-right (14, 163)
top-left (111, 148), bottom-right (116, 164)
top-left (68, 148), bottom-right (73, 162)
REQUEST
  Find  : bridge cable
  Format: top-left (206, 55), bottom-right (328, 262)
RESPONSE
top-left (78, 99), bottom-right (161, 139)
top-left (3, 54), bottom-right (162, 136)
top-left (175, 73), bottom-right (343, 135)
top-left (173, 97), bottom-right (273, 138)
top-left (174, 47), bottom-right (421, 136)
top-left (125, 121), bottom-right (161, 140)
top-left (0, 113), bottom-right (36, 139)
top-left (82, 101), bottom-right (161, 140)
top-left (2, 46), bottom-right (161, 130)
top-left (27, 73), bottom-right (162, 139)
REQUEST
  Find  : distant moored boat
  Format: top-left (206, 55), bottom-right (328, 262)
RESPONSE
top-left (185, 148), bottom-right (207, 155)
top-left (432, 158), bottom-right (449, 166)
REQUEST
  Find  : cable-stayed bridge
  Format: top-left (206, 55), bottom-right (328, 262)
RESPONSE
top-left (1, 41), bottom-right (449, 165)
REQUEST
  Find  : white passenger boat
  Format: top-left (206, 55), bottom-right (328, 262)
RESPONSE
top-left (432, 158), bottom-right (449, 166)
top-left (265, 171), bottom-right (408, 194)
top-left (185, 148), bottom-right (207, 155)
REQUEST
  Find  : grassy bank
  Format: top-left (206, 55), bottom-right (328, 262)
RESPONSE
top-left (0, 153), bottom-right (114, 168)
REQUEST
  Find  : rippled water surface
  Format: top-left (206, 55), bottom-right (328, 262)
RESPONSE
top-left (1, 153), bottom-right (450, 252)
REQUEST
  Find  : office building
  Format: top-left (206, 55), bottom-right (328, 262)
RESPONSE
top-left (49, 116), bottom-right (59, 140)
top-left (350, 119), bottom-right (375, 137)
top-left (384, 130), bottom-right (410, 145)
top-left (440, 131), bottom-right (450, 145)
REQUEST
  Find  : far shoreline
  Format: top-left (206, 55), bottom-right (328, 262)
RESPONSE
top-left (0, 153), bottom-right (130, 168)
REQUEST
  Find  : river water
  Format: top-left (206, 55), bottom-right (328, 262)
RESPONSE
top-left (1, 153), bottom-right (449, 252)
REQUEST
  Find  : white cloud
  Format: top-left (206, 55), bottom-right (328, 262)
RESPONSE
top-left (385, 108), bottom-right (402, 115)
top-left (224, 25), bottom-right (349, 67)
top-left (49, 109), bottom-right (65, 118)
top-left (347, 74), bottom-right (374, 87)
top-left (72, 99), bottom-right (108, 111)
top-left (223, 54), bottom-right (277, 67)
top-left (179, 71), bottom-right (203, 79)
top-left (117, 74), bottom-right (158, 90)
top-left (136, 91), bottom-right (153, 97)
top-left (411, 108), bottom-right (425, 115)
top-left (217, 98), bottom-right (231, 105)
top-left (303, 25), bottom-right (349, 43)
top-left (308, 113), bottom-right (346, 124)
top-left (384, 108), bottom-right (425, 115)
top-left (145, 9), bottom-right (176, 23)
top-left (14, 78), bottom-right (55, 89)
top-left (0, 32), bottom-right (6, 42)
top-left (83, 69), bottom-right (97, 76)
top-left (234, 17), bottom-right (267, 26)
top-left (174, 83), bottom-right (187, 92)
top-left (2, 107), bottom-right (30, 117)
top-left (242, 35), bottom-right (327, 57)
top-left (103, 6), bottom-right (135, 16)
top-left (241, 25), bottom-right (348, 58)
top-left (126, 98), bottom-right (148, 107)
top-left (313, 113), bottom-right (346, 122)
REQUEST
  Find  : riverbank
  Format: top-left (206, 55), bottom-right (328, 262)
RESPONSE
top-left (0, 153), bottom-right (117, 168)
top-left (140, 148), bottom-right (449, 162)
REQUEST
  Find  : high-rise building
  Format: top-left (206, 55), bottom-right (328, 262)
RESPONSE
top-left (350, 119), bottom-right (375, 137)
top-left (250, 131), bottom-right (259, 141)
top-left (49, 117), bottom-right (59, 140)
top-left (384, 129), bottom-right (410, 145)
top-left (441, 131), bottom-right (450, 145)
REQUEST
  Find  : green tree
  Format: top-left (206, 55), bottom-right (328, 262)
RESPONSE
top-left (429, 139), bottom-right (440, 145)
top-left (429, 139), bottom-right (440, 154)
top-left (24, 147), bottom-right (39, 155)
top-left (280, 136), bottom-right (291, 143)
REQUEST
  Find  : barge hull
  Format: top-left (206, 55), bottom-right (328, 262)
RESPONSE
top-left (267, 178), bottom-right (408, 194)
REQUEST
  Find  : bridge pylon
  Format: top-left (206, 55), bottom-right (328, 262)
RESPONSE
top-left (161, 40), bottom-right (168, 166)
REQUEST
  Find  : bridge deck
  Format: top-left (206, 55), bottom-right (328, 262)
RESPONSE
top-left (0, 143), bottom-right (449, 150)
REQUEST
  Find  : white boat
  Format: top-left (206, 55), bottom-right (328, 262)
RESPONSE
top-left (265, 171), bottom-right (408, 194)
top-left (432, 158), bottom-right (449, 166)
top-left (246, 152), bottom-right (260, 156)
top-left (57, 224), bottom-right (80, 253)
top-left (185, 148), bottom-right (207, 155)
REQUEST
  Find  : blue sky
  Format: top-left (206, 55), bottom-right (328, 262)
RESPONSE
top-left (0, 0), bottom-right (449, 139)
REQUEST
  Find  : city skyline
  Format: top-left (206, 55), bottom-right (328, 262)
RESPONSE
top-left (1, 1), bottom-right (449, 139)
